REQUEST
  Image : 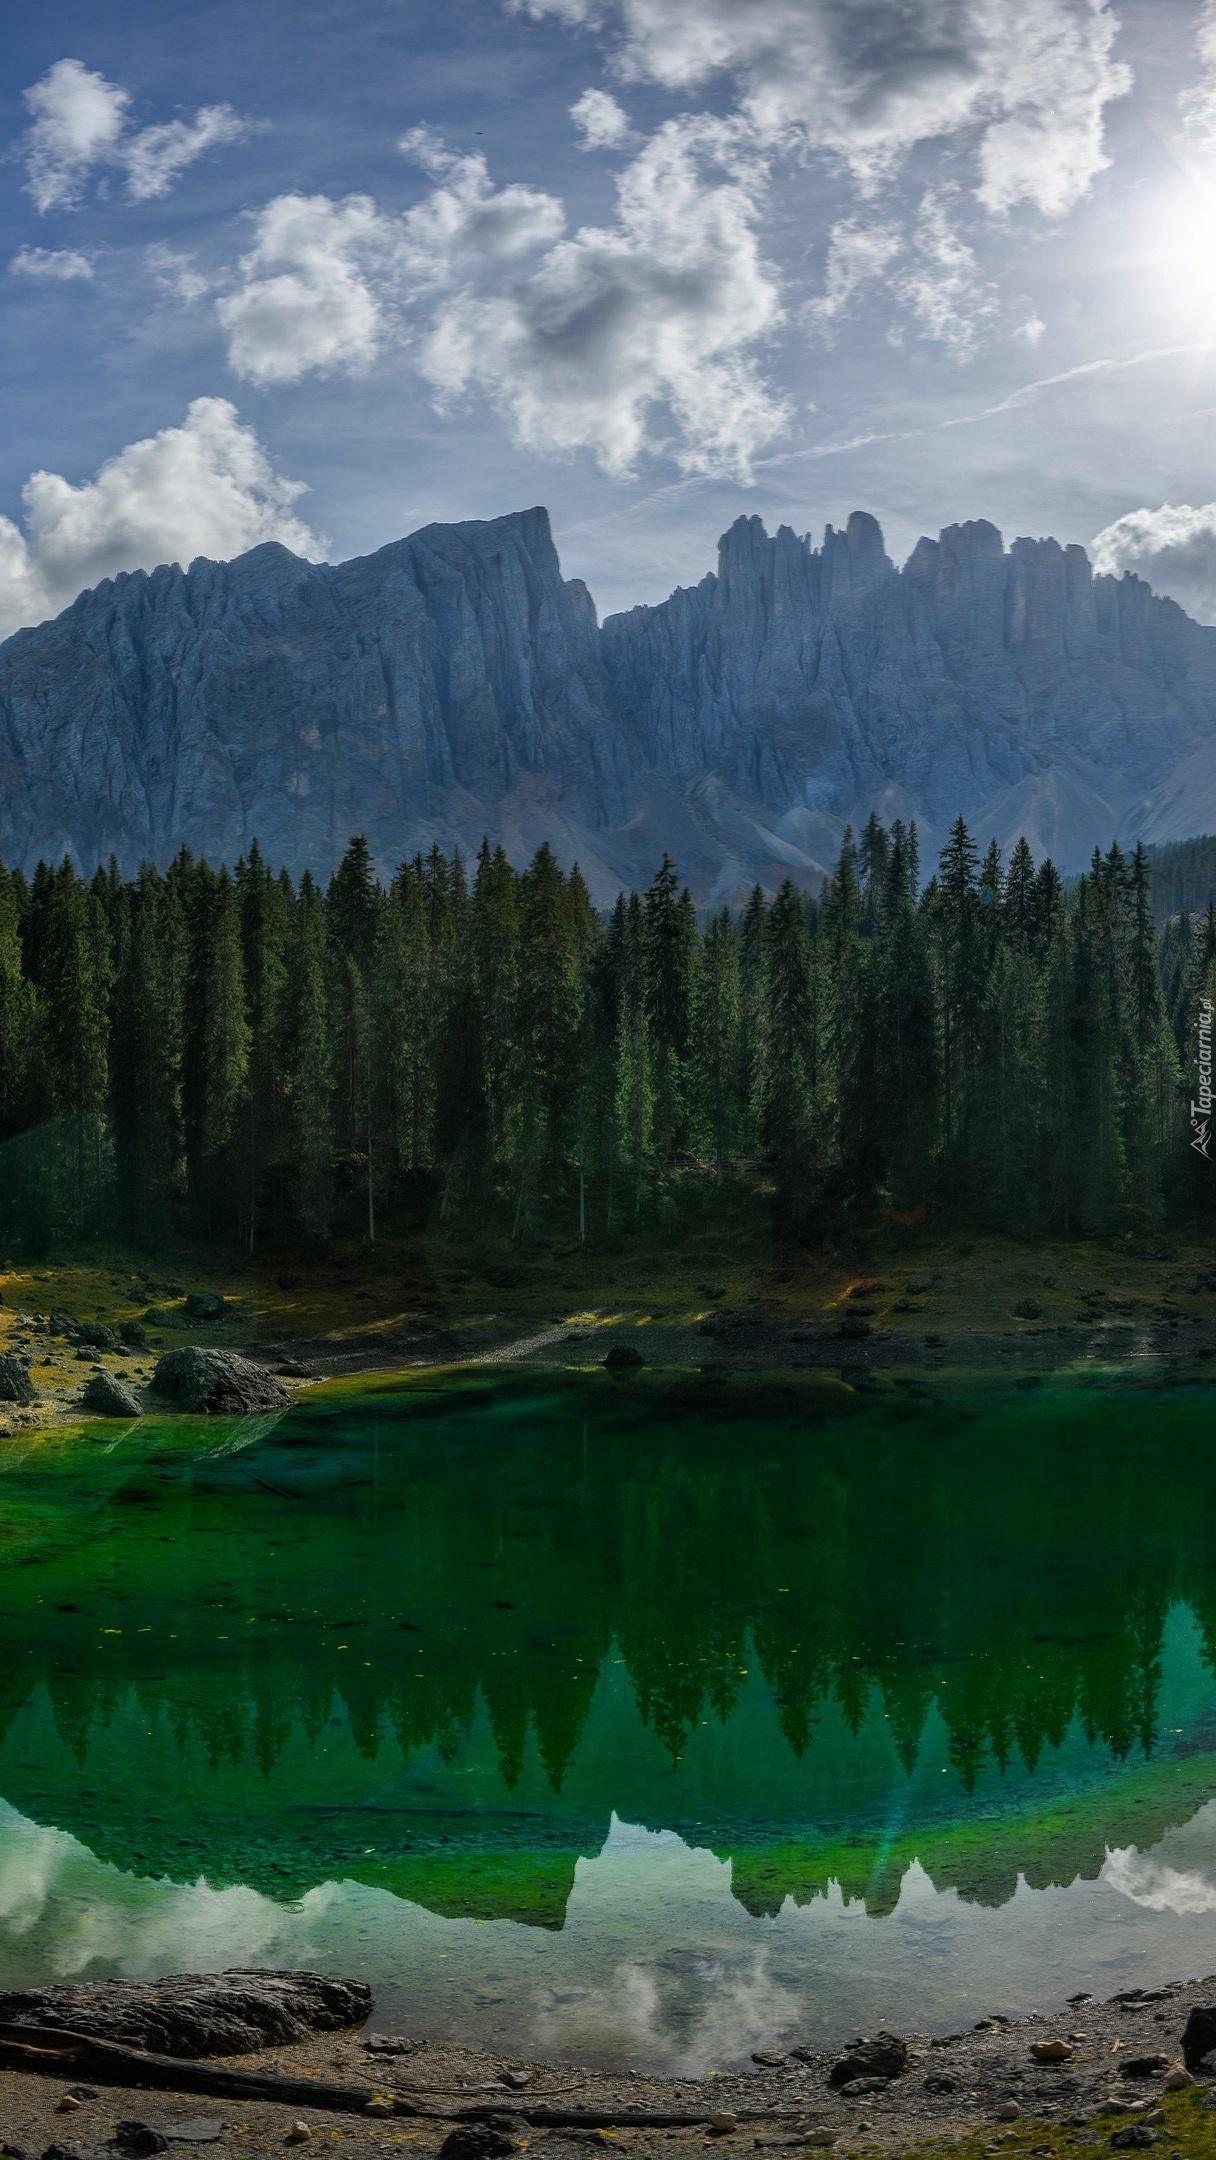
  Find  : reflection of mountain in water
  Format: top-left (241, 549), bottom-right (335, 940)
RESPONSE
top-left (2, 1371), bottom-right (1216, 1926)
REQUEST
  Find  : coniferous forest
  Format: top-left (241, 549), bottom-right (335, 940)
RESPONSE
top-left (0, 813), bottom-right (1212, 1256)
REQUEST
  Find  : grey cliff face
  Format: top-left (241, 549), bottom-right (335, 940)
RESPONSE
top-left (3, 501), bottom-right (1216, 902)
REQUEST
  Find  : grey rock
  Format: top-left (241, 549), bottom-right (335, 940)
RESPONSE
top-left (120, 1320), bottom-right (149, 1349)
top-left (603, 1343), bottom-right (645, 1371)
top-left (839, 1315), bottom-right (872, 1339)
top-left (7, 506), bottom-right (1216, 901)
top-left (1184, 2008), bottom-right (1216, 2068)
top-left (71, 1321), bottom-right (118, 1350)
top-left (830, 2035), bottom-right (908, 2086)
top-left (151, 1348), bottom-right (291, 1413)
top-left (838, 2076), bottom-right (891, 2097)
top-left (0, 1969), bottom-right (371, 2057)
top-left (1109, 2130), bottom-right (1158, 2150)
top-left (113, 2133), bottom-right (170, 2158)
top-left (183, 1293), bottom-right (228, 1322)
top-left (1014, 1298), bottom-right (1045, 1320)
top-left (81, 1371), bottom-right (142, 1417)
top-left (0, 1353), bottom-right (35, 1405)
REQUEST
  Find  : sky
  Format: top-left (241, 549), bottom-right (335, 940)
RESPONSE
top-left (5, 0), bottom-right (1216, 632)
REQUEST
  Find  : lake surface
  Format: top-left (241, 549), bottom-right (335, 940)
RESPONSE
top-left (2, 1365), bottom-right (1216, 2071)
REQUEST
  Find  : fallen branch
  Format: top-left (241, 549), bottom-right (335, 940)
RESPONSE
top-left (0, 2023), bottom-right (808, 2130)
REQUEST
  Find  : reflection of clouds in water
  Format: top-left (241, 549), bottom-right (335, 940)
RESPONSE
top-left (8, 1799), bottom-right (1216, 2069)
top-left (1104, 1798), bottom-right (1216, 1915)
top-left (534, 1822), bottom-right (802, 2075)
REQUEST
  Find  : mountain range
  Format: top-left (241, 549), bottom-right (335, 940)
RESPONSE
top-left (3, 502), bottom-right (1215, 902)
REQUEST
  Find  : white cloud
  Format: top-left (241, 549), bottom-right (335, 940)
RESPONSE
top-left (9, 246), bottom-right (94, 282)
top-left (0, 398), bottom-right (321, 642)
top-left (121, 105), bottom-right (249, 201)
top-left (399, 132), bottom-right (565, 279)
top-left (412, 116), bottom-right (787, 477)
top-left (805, 217), bottom-right (902, 336)
top-left (1182, 0), bottom-right (1216, 147)
top-left (217, 193), bottom-right (394, 384)
top-left (215, 122), bottom-right (783, 478)
top-left (511, 0), bottom-right (1130, 219)
top-left (18, 57), bottom-right (253, 213)
top-left (893, 190), bottom-right (1000, 360)
top-left (571, 88), bottom-right (634, 150)
top-left (1090, 500), bottom-right (1216, 623)
top-left (145, 244), bottom-right (210, 304)
top-left (21, 58), bottom-right (128, 213)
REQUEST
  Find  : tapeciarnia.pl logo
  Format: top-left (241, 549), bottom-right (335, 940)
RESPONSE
top-left (1193, 996), bottom-right (1214, 1159)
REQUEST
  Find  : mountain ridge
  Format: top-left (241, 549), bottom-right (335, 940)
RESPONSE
top-left (3, 502), bottom-right (1215, 901)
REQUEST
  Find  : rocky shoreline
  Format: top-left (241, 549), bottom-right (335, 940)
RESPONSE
top-left (6, 1973), bottom-right (1216, 2160)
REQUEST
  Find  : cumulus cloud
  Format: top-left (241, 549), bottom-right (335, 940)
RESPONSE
top-left (511, 0), bottom-right (1130, 218)
top-left (399, 131), bottom-right (566, 278)
top-left (214, 122), bottom-right (783, 477)
top-left (571, 88), bottom-right (634, 150)
top-left (21, 58), bottom-right (128, 213)
top-left (217, 193), bottom-right (394, 383)
top-left (18, 56), bottom-right (253, 212)
top-left (0, 398), bottom-right (321, 642)
top-left (412, 116), bottom-right (787, 477)
top-left (1090, 500), bottom-right (1216, 623)
top-left (9, 246), bottom-right (94, 281)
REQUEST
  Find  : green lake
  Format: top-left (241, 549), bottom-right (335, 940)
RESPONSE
top-left (2, 1365), bottom-right (1216, 2071)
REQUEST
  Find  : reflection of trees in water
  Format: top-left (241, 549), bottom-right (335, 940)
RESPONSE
top-left (1, 1375), bottom-right (1213, 1799)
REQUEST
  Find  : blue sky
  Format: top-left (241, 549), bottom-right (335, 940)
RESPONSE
top-left (4, 0), bottom-right (1216, 630)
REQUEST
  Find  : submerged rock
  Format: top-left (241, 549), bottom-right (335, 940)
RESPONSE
top-left (0, 1353), bottom-right (35, 1405)
top-left (81, 1372), bottom-right (142, 1417)
top-left (0, 1969), bottom-right (372, 2058)
top-left (151, 1348), bottom-right (291, 1414)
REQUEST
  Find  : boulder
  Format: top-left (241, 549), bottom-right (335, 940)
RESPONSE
top-left (184, 1293), bottom-right (228, 1322)
top-left (0, 1969), bottom-right (372, 2058)
top-left (1182, 2005), bottom-right (1216, 2069)
top-left (81, 1372), bottom-right (142, 1418)
top-left (120, 1319), bottom-right (149, 1349)
top-left (0, 1354), bottom-right (35, 1406)
top-left (151, 1349), bottom-right (291, 1414)
top-left (829, 2035), bottom-right (908, 2086)
top-left (1014, 1298), bottom-right (1044, 1320)
top-left (839, 1315), bottom-right (872, 1340)
top-left (603, 1343), bottom-right (645, 1371)
top-left (72, 1321), bottom-right (119, 1351)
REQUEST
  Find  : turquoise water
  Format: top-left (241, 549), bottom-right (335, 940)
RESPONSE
top-left (1, 1367), bottom-right (1216, 2069)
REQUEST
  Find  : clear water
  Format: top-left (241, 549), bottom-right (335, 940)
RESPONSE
top-left (2, 1366), bottom-right (1216, 2070)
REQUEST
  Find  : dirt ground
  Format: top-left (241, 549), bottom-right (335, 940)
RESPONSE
top-left (4, 1973), bottom-right (1216, 2160)
top-left (3, 1233), bottom-right (1216, 1438)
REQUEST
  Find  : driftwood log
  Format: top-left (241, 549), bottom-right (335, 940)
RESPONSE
top-left (0, 2022), bottom-right (798, 2128)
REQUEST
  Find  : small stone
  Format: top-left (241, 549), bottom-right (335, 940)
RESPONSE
top-left (752, 2050), bottom-right (787, 2066)
top-left (839, 2077), bottom-right (890, 2097)
top-left (997, 2102), bottom-right (1020, 2121)
top-left (1163, 2069), bottom-right (1194, 2091)
top-left (364, 2099), bottom-right (394, 2118)
top-left (114, 2129), bottom-right (170, 2157)
top-left (830, 2036), bottom-right (907, 2087)
top-left (924, 2076), bottom-right (958, 2094)
top-left (284, 2128), bottom-right (312, 2146)
top-left (54, 2100), bottom-right (81, 2114)
top-left (1144, 2112), bottom-right (1165, 2127)
top-left (709, 2115), bottom-right (738, 2135)
top-left (499, 2068), bottom-right (532, 2088)
top-left (839, 1315), bottom-right (871, 1340)
top-left (1032, 2040), bottom-right (1075, 2062)
top-left (1109, 2130), bottom-right (1158, 2150)
top-left (907, 1275), bottom-right (934, 1293)
top-left (803, 2135), bottom-right (837, 2149)
top-left (1014, 1298), bottom-right (1044, 1320)
top-left (120, 1320), bottom-right (149, 1349)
